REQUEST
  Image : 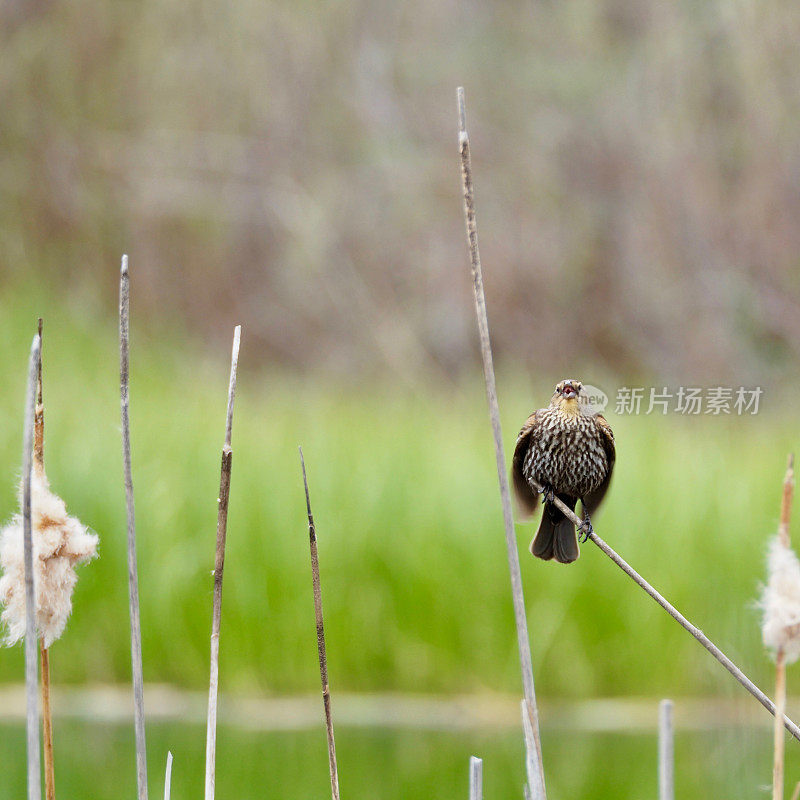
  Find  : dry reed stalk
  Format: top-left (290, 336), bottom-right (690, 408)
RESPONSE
top-left (773, 646), bottom-right (787, 800)
top-left (33, 318), bottom-right (55, 800)
top-left (23, 333), bottom-right (42, 800)
top-left (531, 482), bottom-right (800, 741)
top-left (658, 699), bottom-right (674, 800)
top-left (299, 448), bottom-right (340, 800)
top-left (791, 781), bottom-right (800, 800)
top-left (119, 255), bottom-right (148, 800)
top-left (772, 454), bottom-right (795, 800)
top-left (469, 756), bottom-right (483, 800)
top-left (457, 86), bottom-right (546, 800)
top-left (39, 641), bottom-right (54, 800)
top-left (204, 325), bottom-right (241, 800)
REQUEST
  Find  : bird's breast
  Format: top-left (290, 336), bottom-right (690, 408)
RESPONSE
top-left (523, 412), bottom-right (609, 498)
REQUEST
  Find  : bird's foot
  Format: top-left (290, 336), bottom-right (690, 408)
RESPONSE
top-left (539, 483), bottom-right (555, 505)
top-left (577, 514), bottom-right (594, 543)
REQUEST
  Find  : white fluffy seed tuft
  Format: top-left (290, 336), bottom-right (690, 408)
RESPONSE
top-left (761, 536), bottom-right (800, 663)
top-left (0, 470), bottom-right (98, 648)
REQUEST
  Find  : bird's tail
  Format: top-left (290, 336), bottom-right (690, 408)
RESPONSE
top-left (530, 496), bottom-right (578, 563)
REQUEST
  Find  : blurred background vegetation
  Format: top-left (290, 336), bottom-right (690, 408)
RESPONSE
top-left (2, 0), bottom-right (800, 796)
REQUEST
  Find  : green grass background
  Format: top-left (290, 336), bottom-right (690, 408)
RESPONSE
top-left (0, 281), bottom-right (793, 703)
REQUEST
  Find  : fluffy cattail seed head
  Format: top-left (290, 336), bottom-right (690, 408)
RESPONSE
top-left (0, 470), bottom-right (98, 648)
top-left (761, 536), bottom-right (800, 664)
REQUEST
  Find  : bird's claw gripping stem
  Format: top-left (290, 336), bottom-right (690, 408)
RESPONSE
top-left (539, 483), bottom-right (555, 505)
top-left (578, 514), bottom-right (594, 543)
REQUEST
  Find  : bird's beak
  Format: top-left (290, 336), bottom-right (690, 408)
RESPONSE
top-left (562, 384), bottom-right (578, 399)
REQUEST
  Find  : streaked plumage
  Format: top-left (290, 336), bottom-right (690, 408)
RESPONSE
top-left (512, 379), bottom-right (615, 563)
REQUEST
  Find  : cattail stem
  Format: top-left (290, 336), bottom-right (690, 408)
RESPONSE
top-left (163, 752), bottom-right (173, 800)
top-left (40, 642), bottom-right (55, 800)
top-left (204, 326), bottom-right (241, 800)
top-left (469, 756), bottom-right (483, 800)
top-left (457, 86), bottom-right (547, 800)
top-left (23, 334), bottom-right (42, 800)
top-left (119, 255), bottom-right (148, 800)
top-left (533, 483), bottom-right (800, 742)
top-left (772, 454), bottom-right (794, 799)
top-left (778, 454), bottom-right (794, 549)
top-left (773, 647), bottom-right (787, 800)
top-left (299, 448), bottom-right (340, 800)
top-left (658, 699), bottom-right (674, 800)
top-left (33, 318), bottom-right (55, 800)
top-left (34, 318), bottom-right (44, 474)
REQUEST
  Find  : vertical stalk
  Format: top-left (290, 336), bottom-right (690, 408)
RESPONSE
top-left (204, 326), bottom-right (241, 800)
top-left (164, 752), bottom-right (173, 800)
top-left (469, 756), bottom-right (483, 800)
top-left (299, 448), bottom-right (340, 800)
top-left (33, 318), bottom-right (55, 800)
top-left (119, 255), bottom-right (148, 800)
top-left (773, 454), bottom-right (794, 800)
top-left (457, 86), bottom-right (546, 800)
top-left (773, 648), bottom-right (787, 800)
top-left (23, 333), bottom-right (42, 800)
top-left (658, 699), bottom-right (674, 800)
top-left (40, 642), bottom-right (54, 800)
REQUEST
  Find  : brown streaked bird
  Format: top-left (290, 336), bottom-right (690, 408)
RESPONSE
top-left (512, 379), bottom-right (615, 564)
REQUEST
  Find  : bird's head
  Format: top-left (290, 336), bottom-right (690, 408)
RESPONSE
top-left (551, 379), bottom-right (584, 415)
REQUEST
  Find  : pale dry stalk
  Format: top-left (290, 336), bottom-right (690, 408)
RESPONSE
top-left (299, 448), bottom-right (340, 800)
top-left (23, 333), bottom-right (42, 800)
top-left (34, 318), bottom-right (55, 800)
top-left (457, 86), bottom-right (546, 800)
top-left (119, 255), bottom-right (148, 800)
top-left (534, 476), bottom-right (800, 741)
top-left (204, 325), bottom-right (241, 800)
top-left (772, 454), bottom-right (795, 800)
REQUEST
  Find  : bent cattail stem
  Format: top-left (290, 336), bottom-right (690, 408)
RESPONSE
top-left (530, 478), bottom-right (800, 741)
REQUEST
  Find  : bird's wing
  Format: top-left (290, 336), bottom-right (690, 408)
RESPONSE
top-left (511, 411), bottom-right (542, 520)
top-left (581, 414), bottom-right (616, 516)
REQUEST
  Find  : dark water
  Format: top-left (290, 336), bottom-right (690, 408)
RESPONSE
top-left (0, 720), bottom-right (792, 798)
